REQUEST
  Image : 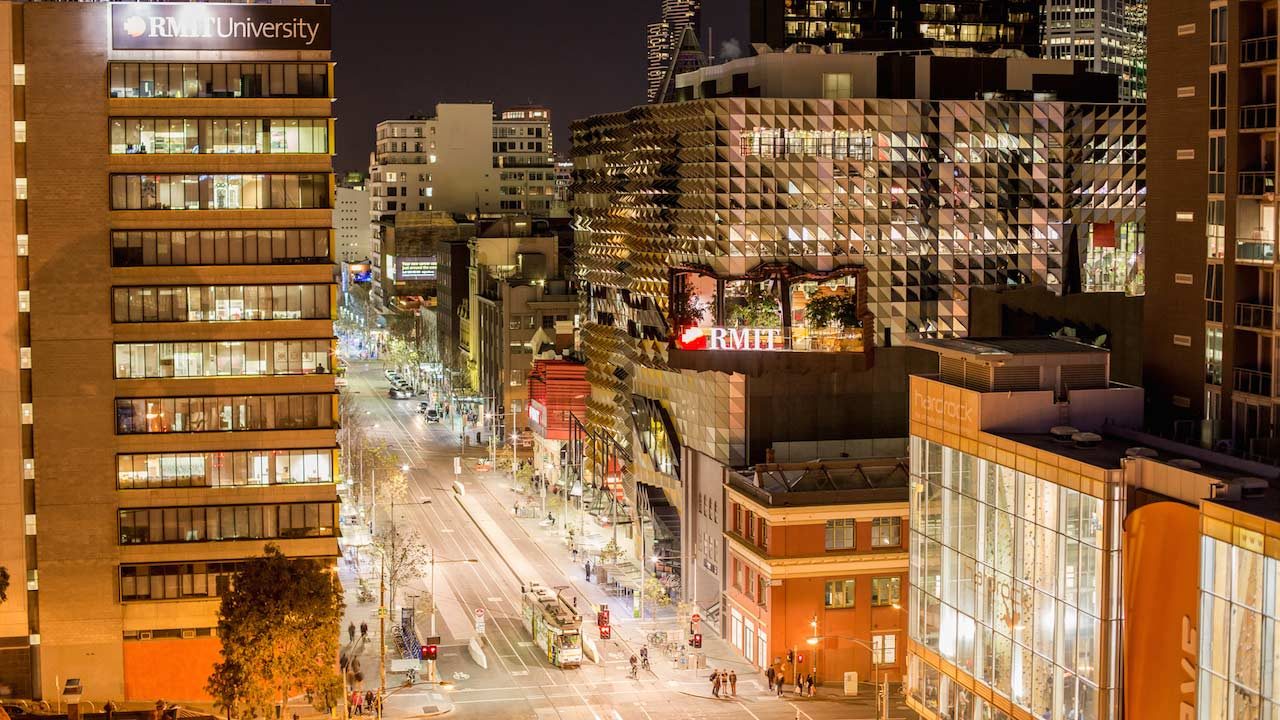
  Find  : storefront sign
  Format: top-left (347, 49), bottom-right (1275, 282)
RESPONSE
top-left (911, 381), bottom-right (976, 424)
top-left (397, 256), bottom-right (438, 281)
top-left (112, 3), bottom-right (331, 51)
top-left (676, 326), bottom-right (785, 351)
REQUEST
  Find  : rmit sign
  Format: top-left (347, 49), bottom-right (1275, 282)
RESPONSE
top-left (112, 3), bottom-right (330, 51)
top-left (675, 326), bottom-right (786, 352)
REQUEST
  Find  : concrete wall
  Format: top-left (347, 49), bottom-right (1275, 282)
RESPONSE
top-left (680, 449), bottom-right (725, 618)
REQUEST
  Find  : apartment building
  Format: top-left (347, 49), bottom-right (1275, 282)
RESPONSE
top-left (646, 0), bottom-right (701, 103)
top-left (0, 0), bottom-right (338, 701)
top-left (334, 184), bottom-right (371, 262)
top-left (367, 103), bottom-right (554, 226)
top-left (1043, 0), bottom-right (1146, 100)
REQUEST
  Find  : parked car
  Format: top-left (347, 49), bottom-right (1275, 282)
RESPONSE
top-left (383, 369), bottom-right (398, 381)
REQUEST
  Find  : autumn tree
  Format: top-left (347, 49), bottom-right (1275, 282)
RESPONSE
top-left (207, 545), bottom-right (344, 719)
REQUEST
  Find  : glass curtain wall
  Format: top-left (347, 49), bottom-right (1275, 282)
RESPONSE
top-left (1198, 534), bottom-right (1276, 719)
top-left (907, 436), bottom-right (1121, 720)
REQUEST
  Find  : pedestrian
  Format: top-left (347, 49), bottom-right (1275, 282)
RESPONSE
top-left (730, 670), bottom-right (738, 697)
top-left (350, 690), bottom-right (361, 715)
top-left (584, 560), bottom-right (592, 581)
top-left (571, 547), bottom-right (579, 562)
top-left (806, 672), bottom-right (815, 697)
top-left (360, 621), bottom-right (368, 640)
top-left (776, 673), bottom-right (785, 697)
top-left (710, 668), bottom-right (721, 698)
top-left (766, 665), bottom-right (776, 692)
top-left (347, 622), bottom-right (356, 643)
top-left (364, 690), bottom-right (374, 715)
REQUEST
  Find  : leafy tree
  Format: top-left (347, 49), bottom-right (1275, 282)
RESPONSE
top-left (642, 576), bottom-right (673, 608)
top-left (0, 566), bottom-right (9, 603)
top-left (668, 278), bottom-right (710, 332)
top-left (727, 283), bottom-right (781, 327)
top-left (207, 545), bottom-right (344, 720)
top-left (373, 524), bottom-right (431, 612)
top-left (804, 292), bottom-right (863, 331)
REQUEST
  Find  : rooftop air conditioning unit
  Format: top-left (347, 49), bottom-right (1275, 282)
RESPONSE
top-left (1050, 426), bottom-right (1079, 443)
top-left (1125, 447), bottom-right (1158, 459)
top-left (1211, 477), bottom-right (1269, 501)
top-left (1168, 458), bottom-right (1202, 471)
top-left (1072, 432), bottom-right (1102, 448)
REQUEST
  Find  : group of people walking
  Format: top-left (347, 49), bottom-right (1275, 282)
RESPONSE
top-left (765, 664), bottom-right (817, 698)
top-left (347, 690), bottom-right (379, 716)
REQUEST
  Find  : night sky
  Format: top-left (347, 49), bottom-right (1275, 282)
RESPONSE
top-left (331, 0), bottom-right (748, 174)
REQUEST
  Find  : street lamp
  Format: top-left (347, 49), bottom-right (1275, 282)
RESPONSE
top-left (806, 610), bottom-right (901, 720)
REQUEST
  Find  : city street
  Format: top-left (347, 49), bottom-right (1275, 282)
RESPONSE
top-left (339, 360), bottom-right (915, 720)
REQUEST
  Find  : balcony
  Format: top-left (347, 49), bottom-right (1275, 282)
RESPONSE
top-left (1238, 236), bottom-right (1277, 263)
top-left (1242, 103), bottom-right (1278, 131)
top-left (1236, 302), bottom-right (1275, 330)
top-left (1239, 170), bottom-right (1276, 196)
top-left (1242, 35), bottom-right (1279, 64)
top-left (1235, 367), bottom-right (1274, 397)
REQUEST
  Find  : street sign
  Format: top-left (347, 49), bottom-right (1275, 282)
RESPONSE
top-left (692, 613), bottom-right (701, 624)
top-left (453, 457), bottom-right (462, 475)
top-left (474, 607), bottom-right (485, 618)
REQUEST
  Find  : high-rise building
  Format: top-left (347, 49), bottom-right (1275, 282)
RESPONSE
top-left (645, 0), bottom-right (701, 103)
top-left (1044, 0), bottom-right (1146, 100)
top-left (0, 0), bottom-right (337, 701)
top-left (749, 0), bottom-right (1041, 56)
top-left (1146, 0), bottom-right (1280, 457)
top-left (335, 184), bottom-right (372, 262)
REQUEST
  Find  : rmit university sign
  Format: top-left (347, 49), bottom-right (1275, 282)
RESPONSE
top-left (112, 3), bottom-right (330, 51)
top-left (675, 326), bottom-right (785, 352)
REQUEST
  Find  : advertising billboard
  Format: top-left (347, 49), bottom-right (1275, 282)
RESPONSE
top-left (397, 256), bottom-right (438, 282)
top-left (112, 3), bottom-right (330, 51)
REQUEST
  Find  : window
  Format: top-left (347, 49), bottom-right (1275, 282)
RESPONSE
top-left (757, 516), bottom-right (768, 550)
top-left (825, 518), bottom-right (856, 550)
top-left (825, 579), bottom-right (856, 608)
top-left (109, 118), bottom-right (328, 155)
top-left (109, 174), bottom-right (330, 210)
top-left (15, 178), bottom-right (26, 200)
top-left (12, 64), bottom-right (23, 86)
top-left (118, 449), bottom-right (334, 489)
top-left (121, 561), bottom-right (248, 602)
top-left (871, 576), bottom-right (901, 606)
top-left (873, 633), bottom-right (897, 664)
top-left (822, 72), bottom-right (852, 99)
top-left (734, 557), bottom-right (744, 591)
top-left (756, 575), bottom-right (768, 606)
top-left (111, 285), bottom-right (332, 322)
top-left (118, 502), bottom-right (336, 544)
top-left (13, 121), bottom-right (24, 143)
top-left (871, 516), bottom-right (902, 547)
top-left (111, 229), bottom-right (330, 267)
top-left (114, 394), bottom-right (332, 434)
top-left (108, 63), bottom-right (330, 100)
top-left (114, 340), bottom-right (332, 379)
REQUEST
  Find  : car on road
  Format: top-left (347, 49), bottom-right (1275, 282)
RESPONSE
top-left (425, 408), bottom-right (440, 422)
top-left (388, 387), bottom-right (412, 399)
top-left (417, 401), bottom-right (430, 414)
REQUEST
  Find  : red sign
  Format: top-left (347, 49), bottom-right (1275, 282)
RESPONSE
top-left (600, 625), bottom-right (612, 640)
top-left (692, 613), bottom-right (701, 624)
top-left (598, 608), bottom-right (610, 626)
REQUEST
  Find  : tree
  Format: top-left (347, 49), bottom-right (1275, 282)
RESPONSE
top-left (207, 545), bottom-right (344, 720)
top-left (0, 566), bottom-right (8, 603)
top-left (373, 524), bottom-right (431, 613)
top-left (804, 292), bottom-right (863, 331)
top-left (727, 283), bottom-right (781, 327)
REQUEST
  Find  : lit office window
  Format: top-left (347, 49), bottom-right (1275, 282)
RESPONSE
top-left (117, 448), bottom-right (334, 489)
top-left (118, 502), bottom-right (336, 544)
top-left (12, 64), bottom-right (24, 86)
top-left (109, 118), bottom-right (328, 155)
top-left (111, 229), bottom-right (329, 267)
top-left (109, 174), bottom-right (330, 210)
top-left (111, 284), bottom-right (332, 323)
top-left (114, 339), bottom-right (332, 379)
top-left (114, 394), bottom-right (333, 434)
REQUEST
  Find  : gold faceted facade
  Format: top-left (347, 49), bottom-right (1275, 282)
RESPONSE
top-left (571, 96), bottom-right (1145, 474)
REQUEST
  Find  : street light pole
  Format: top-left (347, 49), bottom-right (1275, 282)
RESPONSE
top-left (378, 550), bottom-right (386, 720)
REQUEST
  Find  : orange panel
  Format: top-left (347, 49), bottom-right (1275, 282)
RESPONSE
top-left (1123, 501), bottom-right (1199, 720)
top-left (123, 637), bottom-right (220, 702)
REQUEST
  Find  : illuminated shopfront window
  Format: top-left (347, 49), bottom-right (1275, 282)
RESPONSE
top-left (1197, 534), bottom-right (1277, 719)
top-left (907, 436), bottom-right (1121, 720)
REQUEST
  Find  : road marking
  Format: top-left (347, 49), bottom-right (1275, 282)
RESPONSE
top-left (787, 703), bottom-right (814, 720)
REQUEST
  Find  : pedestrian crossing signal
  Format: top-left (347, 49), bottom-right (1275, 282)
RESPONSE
top-left (425, 644), bottom-right (438, 661)
top-left (692, 633), bottom-right (702, 649)
top-left (600, 625), bottom-right (612, 640)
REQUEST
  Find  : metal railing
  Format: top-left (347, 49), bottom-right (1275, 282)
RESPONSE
top-left (1240, 170), bottom-right (1277, 196)
top-left (1238, 236), bottom-right (1277, 263)
top-left (1241, 103), bottom-right (1278, 130)
top-left (1243, 35), bottom-right (1279, 63)
top-left (1236, 302), bottom-right (1275, 330)
top-left (1235, 367), bottom-right (1274, 397)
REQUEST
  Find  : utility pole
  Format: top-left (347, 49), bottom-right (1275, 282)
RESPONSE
top-left (378, 551), bottom-right (386, 720)
top-left (428, 549), bottom-right (437, 682)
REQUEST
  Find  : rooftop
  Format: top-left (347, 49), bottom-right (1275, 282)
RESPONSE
top-left (727, 457), bottom-right (909, 507)
top-left (910, 336), bottom-right (1107, 358)
top-left (1205, 491), bottom-right (1280, 524)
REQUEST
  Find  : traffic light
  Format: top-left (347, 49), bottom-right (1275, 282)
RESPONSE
top-left (425, 644), bottom-right (438, 661)
top-left (787, 649), bottom-right (795, 664)
top-left (692, 633), bottom-right (702, 649)
top-left (598, 607), bottom-right (610, 626)
top-left (600, 625), bottom-right (612, 640)
top-left (796, 653), bottom-right (804, 665)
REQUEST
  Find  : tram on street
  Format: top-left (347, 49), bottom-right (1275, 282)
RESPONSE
top-left (521, 583), bottom-right (583, 668)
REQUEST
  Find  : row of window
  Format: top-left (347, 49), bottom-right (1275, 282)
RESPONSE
top-left (731, 502), bottom-right (769, 551)
top-left (112, 229), bottom-right (330, 267)
top-left (115, 394), bottom-right (333, 435)
top-left (110, 117), bottom-right (329, 155)
top-left (118, 448), bottom-right (334, 490)
top-left (110, 174), bottom-right (330, 211)
top-left (111, 285), bottom-right (332, 323)
top-left (109, 63), bottom-right (330, 100)
top-left (119, 502), bottom-right (336, 545)
top-left (114, 340), bottom-right (332, 379)
top-left (120, 561), bottom-right (243, 602)
top-left (825, 576), bottom-right (904, 609)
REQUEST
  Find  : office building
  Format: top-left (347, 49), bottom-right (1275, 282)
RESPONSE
top-left (468, 218), bottom-right (578, 437)
top-left (749, 0), bottom-right (1041, 56)
top-left (723, 458), bottom-right (909, 685)
top-left (367, 103), bottom-right (555, 227)
top-left (0, 0), bottom-right (338, 701)
top-left (646, 0), bottom-right (701, 103)
top-left (1043, 0), bottom-right (1146, 101)
top-left (335, 184), bottom-right (371, 262)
